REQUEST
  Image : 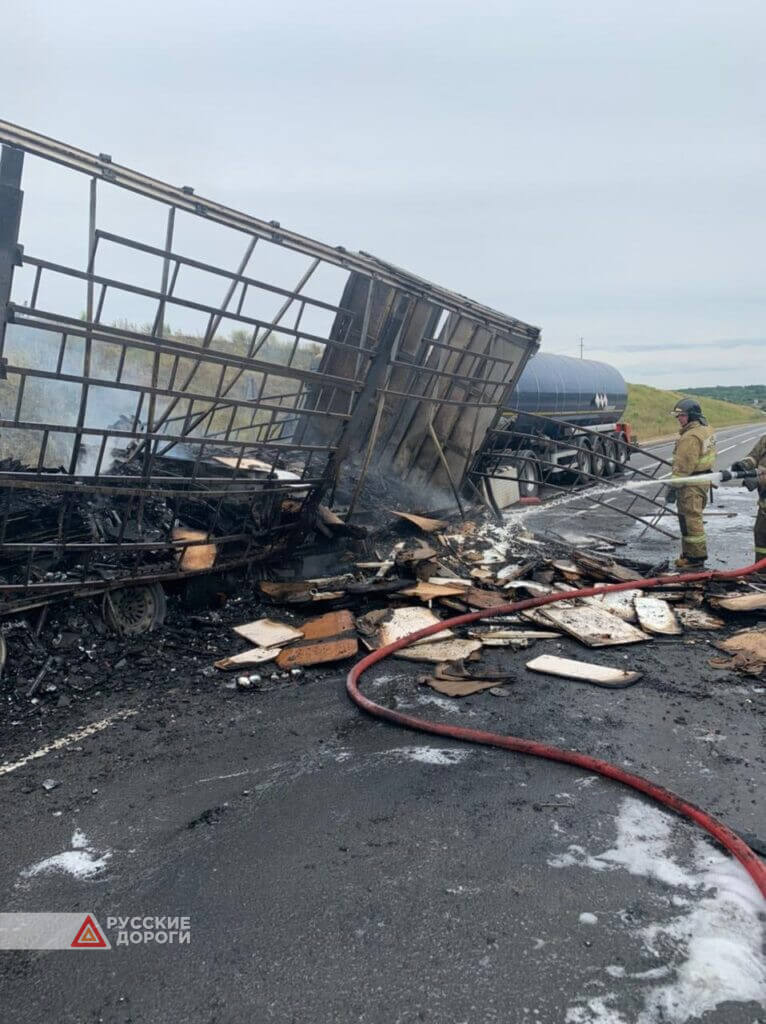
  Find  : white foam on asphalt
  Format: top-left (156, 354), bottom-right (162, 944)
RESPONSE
top-left (388, 746), bottom-right (468, 766)
top-left (20, 830), bottom-right (111, 881)
top-left (550, 797), bottom-right (765, 1023)
top-left (413, 694), bottom-right (463, 712)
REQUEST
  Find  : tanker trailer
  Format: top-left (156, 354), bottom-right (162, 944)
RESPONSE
top-left (477, 353), bottom-right (635, 507)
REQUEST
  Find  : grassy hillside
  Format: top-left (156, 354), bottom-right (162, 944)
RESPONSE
top-left (625, 383), bottom-right (766, 443)
top-left (678, 384), bottom-right (766, 409)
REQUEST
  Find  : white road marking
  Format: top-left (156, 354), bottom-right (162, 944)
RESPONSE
top-left (0, 709), bottom-right (137, 777)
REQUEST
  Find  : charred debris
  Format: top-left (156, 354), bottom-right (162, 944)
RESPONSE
top-left (0, 124), bottom-right (764, 719)
top-left (2, 503), bottom-right (766, 727)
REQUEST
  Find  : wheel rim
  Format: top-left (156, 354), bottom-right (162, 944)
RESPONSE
top-left (103, 583), bottom-right (166, 635)
top-left (603, 440), bottom-right (617, 475)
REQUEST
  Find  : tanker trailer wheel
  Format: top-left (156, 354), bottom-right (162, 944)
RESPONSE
top-left (614, 432), bottom-right (630, 473)
top-left (590, 437), bottom-right (606, 478)
top-left (102, 583), bottom-right (167, 635)
top-left (574, 437), bottom-right (593, 484)
top-left (516, 450), bottom-right (540, 499)
top-left (603, 437), bottom-right (618, 476)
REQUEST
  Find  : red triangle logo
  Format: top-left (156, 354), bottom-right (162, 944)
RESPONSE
top-left (71, 914), bottom-right (109, 949)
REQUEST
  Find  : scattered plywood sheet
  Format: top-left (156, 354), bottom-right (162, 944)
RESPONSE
top-left (711, 592), bottom-right (766, 613)
top-left (470, 568), bottom-right (496, 582)
top-left (462, 588), bottom-right (509, 611)
top-left (398, 582), bottom-right (468, 601)
top-left (573, 553), bottom-right (643, 583)
top-left (711, 627), bottom-right (766, 676)
top-left (675, 607), bottom-right (725, 631)
top-left (526, 654), bottom-right (642, 688)
top-left (551, 560), bottom-right (583, 582)
top-left (259, 580), bottom-right (314, 602)
top-left (397, 543), bottom-right (438, 565)
top-left (274, 610), bottom-right (357, 668)
top-left (422, 676), bottom-right (498, 697)
top-left (356, 608), bottom-right (389, 629)
top-left (472, 636), bottom-right (529, 648)
top-left (172, 527), bottom-right (217, 571)
top-left (470, 629), bottom-right (559, 641)
top-left (521, 608), bottom-right (563, 629)
top-left (634, 597), bottom-right (682, 636)
top-left (300, 610), bottom-right (355, 640)
top-left (276, 636), bottom-right (358, 668)
top-left (427, 576), bottom-right (472, 588)
top-left (535, 605), bottom-right (649, 648)
top-left (582, 589), bottom-right (642, 623)
top-left (390, 511), bottom-right (448, 533)
top-left (215, 647), bottom-right (281, 670)
top-left (395, 638), bottom-right (483, 662)
top-left (378, 606), bottom-right (453, 647)
top-left (233, 617), bottom-right (304, 647)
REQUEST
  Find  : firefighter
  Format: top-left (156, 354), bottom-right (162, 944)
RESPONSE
top-left (666, 398), bottom-right (717, 568)
top-left (730, 434), bottom-right (766, 564)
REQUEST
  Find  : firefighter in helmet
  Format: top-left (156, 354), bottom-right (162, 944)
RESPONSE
top-left (666, 398), bottom-right (717, 568)
top-left (730, 434), bottom-right (766, 565)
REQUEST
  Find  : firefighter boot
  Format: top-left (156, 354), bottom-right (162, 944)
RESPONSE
top-left (675, 555), bottom-right (706, 570)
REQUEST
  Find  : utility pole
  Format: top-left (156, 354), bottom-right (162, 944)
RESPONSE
top-left (579, 336), bottom-right (584, 359)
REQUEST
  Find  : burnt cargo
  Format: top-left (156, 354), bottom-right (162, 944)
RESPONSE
top-left (0, 121), bottom-right (540, 621)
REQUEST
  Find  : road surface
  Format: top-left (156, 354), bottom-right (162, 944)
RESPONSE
top-left (0, 423), bottom-right (764, 1023)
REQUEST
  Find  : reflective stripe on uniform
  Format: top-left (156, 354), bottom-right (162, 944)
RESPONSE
top-left (756, 547), bottom-right (766, 555)
top-left (682, 533), bottom-right (707, 543)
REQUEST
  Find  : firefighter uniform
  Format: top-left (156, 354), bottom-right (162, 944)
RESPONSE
top-left (671, 421), bottom-right (717, 562)
top-left (732, 434), bottom-right (766, 560)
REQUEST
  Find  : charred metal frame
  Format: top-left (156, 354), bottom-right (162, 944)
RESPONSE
top-left (0, 121), bottom-right (541, 613)
top-left (471, 410), bottom-right (677, 536)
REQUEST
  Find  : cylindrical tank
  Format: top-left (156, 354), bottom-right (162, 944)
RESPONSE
top-left (505, 353), bottom-right (627, 435)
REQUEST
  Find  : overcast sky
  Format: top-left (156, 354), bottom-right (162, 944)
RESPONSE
top-left (3, 0), bottom-right (764, 386)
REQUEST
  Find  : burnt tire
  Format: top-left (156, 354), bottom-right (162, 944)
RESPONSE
top-left (103, 583), bottom-right (167, 635)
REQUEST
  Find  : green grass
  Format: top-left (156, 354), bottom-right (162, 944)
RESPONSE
top-left (625, 383), bottom-right (766, 443)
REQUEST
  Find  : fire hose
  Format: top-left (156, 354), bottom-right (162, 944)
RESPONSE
top-left (347, 557), bottom-right (766, 899)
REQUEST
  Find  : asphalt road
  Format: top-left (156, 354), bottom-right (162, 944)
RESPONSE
top-left (0, 422), bottom-right (764, 1024)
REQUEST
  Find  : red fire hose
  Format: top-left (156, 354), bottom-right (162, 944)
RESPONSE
top-left (347, 558), bottom-right (766, 899)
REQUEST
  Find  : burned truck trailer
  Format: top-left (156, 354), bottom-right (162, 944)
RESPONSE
top-left (475, 353), bottom-right (634, 509)
top-left (0, 121), bottom-right (540, 627)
